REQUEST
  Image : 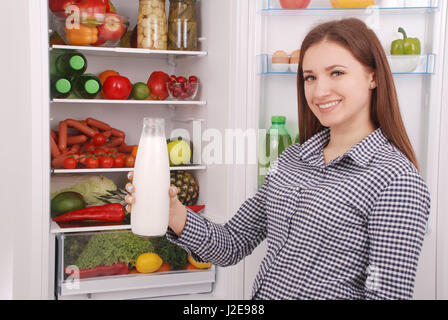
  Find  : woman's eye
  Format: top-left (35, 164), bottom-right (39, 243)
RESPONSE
top-left (332, 71), bottom-right (344, 77)
top-left (304, 75), bottom-right (315, 82)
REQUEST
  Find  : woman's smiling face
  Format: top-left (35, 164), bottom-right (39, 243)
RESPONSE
top-left (302, 40), bottom-right (375, 131)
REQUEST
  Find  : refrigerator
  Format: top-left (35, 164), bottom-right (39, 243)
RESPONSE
top-left (1, 0), bottom-right (448, 300)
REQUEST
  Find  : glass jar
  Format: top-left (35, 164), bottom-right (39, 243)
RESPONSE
top-left (168, 0), bottom-right (198, 50)
top-left (137, 0), bottom-right (168, 50)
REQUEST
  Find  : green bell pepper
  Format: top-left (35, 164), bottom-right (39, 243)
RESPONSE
top-left (391, 27), bottom-right (421, 55)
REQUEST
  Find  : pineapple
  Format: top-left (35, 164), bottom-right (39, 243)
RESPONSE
top-left (170, 170), bottom-right (199, 206)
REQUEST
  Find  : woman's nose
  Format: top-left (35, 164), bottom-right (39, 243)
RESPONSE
top-left (313, 78), bottom-right (332, 98)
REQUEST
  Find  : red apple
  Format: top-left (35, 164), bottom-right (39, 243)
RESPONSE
top-left (279, 0), bottom-right (310, 9)
top-left (97, 13), bottom-right (126, 41)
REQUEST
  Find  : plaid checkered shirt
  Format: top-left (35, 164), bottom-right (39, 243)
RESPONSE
top-left (167, 127), bottom-right (431, 300)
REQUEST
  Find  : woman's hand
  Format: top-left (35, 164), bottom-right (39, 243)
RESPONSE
top-left (125, 171), bottom-right (188, 236)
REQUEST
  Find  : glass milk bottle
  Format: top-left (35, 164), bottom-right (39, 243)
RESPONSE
top-left (131, 118), bottom-right (170, 237)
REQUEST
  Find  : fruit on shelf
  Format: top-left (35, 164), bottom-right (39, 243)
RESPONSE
top-left (170, 170), bottom-right (199, 206)
top-left (330, 0), bottom-right (375, 8)
top-left (97, 13), bottom-right (126, 41)
top-left (132, 82), bottom-right (150, 100)
top-left (167, 140), bottom-right (192, 166)
top-left (51, 191), bottom-right (86, 218)
top-left (103, 75), bottom-right (132, 100)
top-left (279, 0), bottom-right (311, 9)
top-left (166, 74), bottom-right (199, 100)
top-left (147, 71), bottom-right (170, 100)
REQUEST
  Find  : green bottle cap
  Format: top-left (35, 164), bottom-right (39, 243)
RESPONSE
top-left (55, 78), bottom-right (71, 94)
top-left (271, 115), bottom-right (286, 124)
top-left (85, 79), bottom-right (100, 94)
top-left (69, 55), bottom-right (85, 71)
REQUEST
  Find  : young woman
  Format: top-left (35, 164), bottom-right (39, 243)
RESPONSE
top-left (125, 18), bottom-right (430, 300)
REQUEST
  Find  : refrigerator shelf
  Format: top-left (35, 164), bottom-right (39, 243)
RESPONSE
top-left (56, 230), bottom-right (215, 299)
top-left (259, 0), bottom-right (439, 15)
top-left (258, 53), bottom-right (436, 75)
top-left (51, 99), bottom-right (207, 106)
top-left (51, 165), bottom-right (207, 174)
top-left (58, 266), bottom-right (215, 299)
top-left (51, 220), bottom-right (131, 234)
top-left (50, 45), bottom-right (207, 59)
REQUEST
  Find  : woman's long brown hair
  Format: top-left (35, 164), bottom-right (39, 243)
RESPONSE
top-left (297, 18), bottom-right (420, 171)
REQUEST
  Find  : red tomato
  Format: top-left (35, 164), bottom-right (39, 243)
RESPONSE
top-left (84, 142), bottom-right (96, 153)
top-left (93, 133), bottom-right (107, 146)
top-left (63, 157), bottom-right (77, 169)
top-left (113, 156), bottom-right (125, 168)
top-left (279, 0), bottom-right (310, 8)
top-left (124, 155), bottom-right (135, 168)
top-left (94, 148), bottom-right (106, 155)
top-left (99, 156), bottom-right (114, 168)
top-left (103, 75), bottom-right (132, 100)
top-left (85, 157), bottom-right (99, 169)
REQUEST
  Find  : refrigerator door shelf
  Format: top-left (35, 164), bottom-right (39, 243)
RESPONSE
top-left (261, 0), bottom-right (439, 14)
top-left (258, 53), bottom-right (436, 75)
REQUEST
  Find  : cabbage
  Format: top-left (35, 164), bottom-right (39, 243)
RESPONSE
top-left (51, 175), bottom-right (117, 205)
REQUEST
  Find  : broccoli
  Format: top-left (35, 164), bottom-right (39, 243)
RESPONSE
top-left (150, 236), bottom-right (188, 270)
top-left (75, 231), bottom-right (154, 269)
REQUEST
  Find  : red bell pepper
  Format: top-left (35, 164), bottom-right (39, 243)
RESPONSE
top-left (52, 203), bottom-right (125, 222)
top-left (147, 71), bottom-right (170, 100)
top-left (66, 262), bottom-right (129, 279)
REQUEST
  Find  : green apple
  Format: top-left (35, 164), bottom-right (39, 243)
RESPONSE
top-left (167, 140), bottom-right (192, 166)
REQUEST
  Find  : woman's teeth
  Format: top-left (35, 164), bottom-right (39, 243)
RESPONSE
top-left (318, 100), bottom-right (341, 109)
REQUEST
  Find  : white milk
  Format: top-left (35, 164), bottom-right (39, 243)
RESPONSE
top-left (131, 118), bottom-right (170, 237)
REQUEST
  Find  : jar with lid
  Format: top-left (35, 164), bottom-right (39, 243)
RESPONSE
top-left (168, 0), bottom-right (198, 50)
top-left (137, 0), bottom-right (168, 50)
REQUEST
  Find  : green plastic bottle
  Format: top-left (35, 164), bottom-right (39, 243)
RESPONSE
top-left (258, 116), bottom-right (292, 185)
top-left (53, 51), bottom-right (87, 79)
top-left (72, 74), bottom-right (102, 99)
top-left (294, 132), bottom-right (300, 144)
top-left (51, 76), bottom-right (72, 99)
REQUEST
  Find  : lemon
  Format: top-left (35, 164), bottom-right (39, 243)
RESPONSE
top-left (187, 254), bottom-right (212, 269)
top-left (136, 253), bottom-right (163, 273)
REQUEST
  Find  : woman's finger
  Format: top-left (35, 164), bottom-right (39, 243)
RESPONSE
top-left (127, 170), bottom-right (134, 181)
top-left (125, 182), bottom-right (135, 194)
top-left (169, 186), bottom-right (178, 198)
top-left (125, 194), bottom-right (135, 204)
top-left (126, 204), bottom-right (132, 213)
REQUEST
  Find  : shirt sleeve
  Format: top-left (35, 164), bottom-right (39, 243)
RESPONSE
top-left (365, 171), bottom-right (431, 300)
top-left (165, 175), bottom-right (269, 267)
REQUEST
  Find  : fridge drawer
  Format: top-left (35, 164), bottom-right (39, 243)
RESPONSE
top-left (56, 230), bottom-right (215, 300)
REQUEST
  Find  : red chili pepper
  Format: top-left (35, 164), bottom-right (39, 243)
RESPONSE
top-left (52, 203), bottom-right (125, 222)
top-left (66, 262), bottom-right (128, 279)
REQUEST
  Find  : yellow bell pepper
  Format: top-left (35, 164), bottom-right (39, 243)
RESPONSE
top-left (65, 23), bottom-right (98, 46)
top-left (331, 0), bottom-right (375, 8)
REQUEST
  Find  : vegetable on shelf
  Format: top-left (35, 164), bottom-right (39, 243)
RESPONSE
top-left (52, 203), bottom-right (125, 222)
top-left (66, 262), bottom-right (129, 279)
top-left (391, 27), bottom-right (421, 55)
top-left (330, 0), bottom-right (375, 8)
top-left (65, 23), bottom-right (99, 46)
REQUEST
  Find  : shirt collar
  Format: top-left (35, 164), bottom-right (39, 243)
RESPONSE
top-left (298, 127), bottom-right (389, 168)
